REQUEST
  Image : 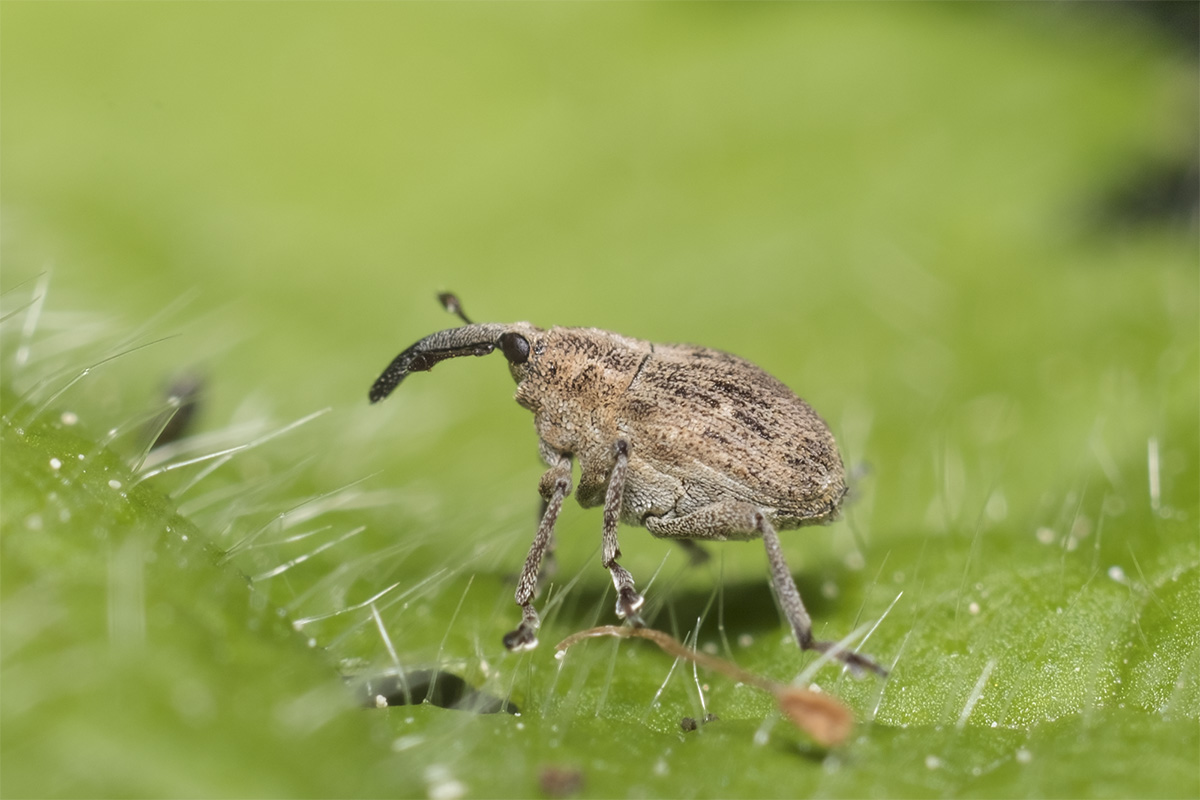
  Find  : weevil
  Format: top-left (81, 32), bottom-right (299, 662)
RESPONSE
top-left (369, 294), bottom-right (886, 676)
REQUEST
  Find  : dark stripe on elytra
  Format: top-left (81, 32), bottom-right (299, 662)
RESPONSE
top-left (709, 378), bottom-right (768, 407)
top-left (732, 407), bottom-right (774, 441)
top-left (670, 384), bottom-right (721, 409)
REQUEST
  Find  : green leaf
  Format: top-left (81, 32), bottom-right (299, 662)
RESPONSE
top-left (2, 3), bottom-right (1197, 797)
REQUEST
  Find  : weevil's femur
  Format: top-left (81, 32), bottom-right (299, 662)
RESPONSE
top-left (369, 323), bottom-right (509, 403)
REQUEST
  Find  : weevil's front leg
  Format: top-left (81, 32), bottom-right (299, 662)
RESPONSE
top-left (601, 440), bottom-right (645, 626)
top-left (759, 514), bottom-right (886, 677)
top-left (502, 452), bottom-right (572, 652)
top-left (535, 496), bottom-right (558, 589)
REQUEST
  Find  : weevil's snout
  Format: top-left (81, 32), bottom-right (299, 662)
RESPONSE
top-left (368, 321), bottom-right (543, 403)
top-left (368, 322), bottom-right (509, 403)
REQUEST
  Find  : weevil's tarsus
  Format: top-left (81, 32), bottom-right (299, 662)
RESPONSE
top-left (504, 451), bottom-right (573, 651)
top-left (808, 639), bottom-right (888, 677)
top-left (438, 292), bottom-right (473, 325)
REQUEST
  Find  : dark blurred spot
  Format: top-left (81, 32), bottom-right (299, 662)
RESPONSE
top-left (1097, 160), bottom-right (1200, 231)
top-left (538, 766), bottom-right (584, 798)
top-left (150, 374), bottom-right (204, 450)
top-left (675, 539), bottom-right (710, 566)
top-left (356, 669), bottom-right (518, 715)
top-left (1115, 0), bottom-right (1199, 54)
top-left (680, 712), bottom-right (719, 732)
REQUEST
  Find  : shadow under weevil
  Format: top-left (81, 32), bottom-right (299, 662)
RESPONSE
top-left (369, 293), bottom-right (886, 676)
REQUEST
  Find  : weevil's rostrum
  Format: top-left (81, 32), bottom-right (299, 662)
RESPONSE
top-left (370, 295), bottom-right (885, 676)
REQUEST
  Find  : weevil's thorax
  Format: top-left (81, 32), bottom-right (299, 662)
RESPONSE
top-left (511, 326), bottom-right (652, 456)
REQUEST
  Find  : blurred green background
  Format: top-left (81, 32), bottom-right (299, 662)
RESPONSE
top-left (2, 3), bottom-right (1197, 798)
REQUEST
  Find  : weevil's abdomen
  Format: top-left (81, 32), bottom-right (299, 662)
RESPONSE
top-left (621, 344), bottom-right (847, 526)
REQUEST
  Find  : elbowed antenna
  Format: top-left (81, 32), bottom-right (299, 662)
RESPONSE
top-left (368, 323), bottom-right (508, 403)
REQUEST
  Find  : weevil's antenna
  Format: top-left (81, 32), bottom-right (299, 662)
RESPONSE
top-left (438, 292), bottom-right (472, 325)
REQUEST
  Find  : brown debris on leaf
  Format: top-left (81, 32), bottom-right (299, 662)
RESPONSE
top-left (556, 625), bottom-right (855, 747)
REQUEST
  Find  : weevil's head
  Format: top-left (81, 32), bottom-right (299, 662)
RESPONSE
top-left (368, 320), bottom-right (545, 403)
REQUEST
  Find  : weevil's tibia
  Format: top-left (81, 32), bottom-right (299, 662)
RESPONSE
top-left (760, 515), bottom-right (887, 677)
top-left (601, 440), bottom-right (646, 626)
top-left (503, 453), bottom-right (573, 651)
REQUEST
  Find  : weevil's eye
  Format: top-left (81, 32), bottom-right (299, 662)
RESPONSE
top-left (498, 332), bottom-right (530, 364)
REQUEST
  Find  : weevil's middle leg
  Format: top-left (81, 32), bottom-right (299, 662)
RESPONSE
top-left (502, 453), bottom-right (572, 652)
top-left (601, 440), bottom-right (645, 626)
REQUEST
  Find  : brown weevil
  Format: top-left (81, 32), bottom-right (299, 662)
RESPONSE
top-left (369, 294), bottom-right (886, 676)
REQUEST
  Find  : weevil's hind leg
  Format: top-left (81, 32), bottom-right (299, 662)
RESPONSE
top-left (502, 453), bottom-right (572, 652)
top-left (601, 440), bottom-right (645, 626)
top-left (759, 514), bottom-right (887, 677)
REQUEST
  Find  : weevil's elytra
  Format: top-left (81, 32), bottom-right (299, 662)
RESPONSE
top-left (370, 294), bottom-right (886, 677)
